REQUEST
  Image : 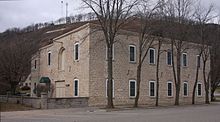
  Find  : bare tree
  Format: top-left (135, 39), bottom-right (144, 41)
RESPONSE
top-left (155, 37), bottom-right (163, 106)
top-left (0, 33), bottom-right (39, 94)
top-left (154, 0), bottom-right (167, 107)
top-left (81, 0), bottom-right (138, 108)
top-left (164, 0), bottom-right (194, 105)
top-left (133, 0), bottom-right (164, 107)
top-left (192, 3), bottom-right (215, 104)
top-left (202, 46), bottom-right (211, 104)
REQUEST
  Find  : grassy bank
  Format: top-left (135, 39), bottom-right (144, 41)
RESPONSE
top-left (0, 102), bottom-right (34, 112)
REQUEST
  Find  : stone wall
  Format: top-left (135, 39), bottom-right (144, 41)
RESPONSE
top-left (29, 23), bottom-right (210, 107)
top-left (47, 97), bottom-right (88, 109)
top-left (31, 24), bottom-right (90, 98)
top-left (0, 95), bottom-right (41, 108)
top-left (0, 95), bottom-right (88, 109)
top-left (88, 26), bottom-right (209, 106)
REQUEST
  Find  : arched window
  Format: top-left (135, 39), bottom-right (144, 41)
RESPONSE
top-left (74, 43), bottom-right (79, 61)
top-left (48, 51), bottom-right (51, 66)
top-left (58, 47), bottom-right (65, 70)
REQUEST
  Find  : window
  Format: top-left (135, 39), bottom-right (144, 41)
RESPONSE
top-left (106, 44), bottom-right (115, 60)
top-left (129, 45), bottom-right (136, 62)
top-left (182, 53), bottom-right (187, 67)
top-left (167, 50), bottom-right (172, 65)
top-left (74, 43), bottom-right (79, 61)
top-left (129, 80), bottom-right (136, 97)
top-left (106, 79), bottom-right (115, 97)
top-left (58, 48), bottom-right (65, 70)
top-left (34, 60), bottom-right (37, 69)
top-left (149, 48), bottom-right (155, 64)
top-left (167, 81), bottom-right (173, 97)
top-left (197, 55), bottom-right (201, 68)
top-left (197, 83), bottom-right (202, 96)
top-left (183, 82), bottom-right (188, 96)
top-left (48, 51), bottom-right (51, 66)
top-left (149, 81), bottom-right (156, 97)
top-left (74, 79), bottom-right (79, 96)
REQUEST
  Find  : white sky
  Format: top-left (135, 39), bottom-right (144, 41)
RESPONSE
top-left (0, 0), bottom-right (219, 32)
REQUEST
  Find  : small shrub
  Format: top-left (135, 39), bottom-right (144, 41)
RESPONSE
top-left (21, 86), bottom-right (30, 91)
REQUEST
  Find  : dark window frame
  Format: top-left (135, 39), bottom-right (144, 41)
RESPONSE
top-left (149, 48), bottom-right (156, 64)
top-left (149, 81), bottom-right (156, 97)
top-left (129, 45), bottom-right (136, 62)
top-left (129, 80), bottom-right (136, 97)
top-left (167, 81), bottom-right (173, 97)
top-left (74, 79), bottom-right (79, 97)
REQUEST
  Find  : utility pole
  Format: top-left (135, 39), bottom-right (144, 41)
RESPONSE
top-left (61, 1), bottom-right (64, 18)
top-left (66, 2), bottom-right (69, 24)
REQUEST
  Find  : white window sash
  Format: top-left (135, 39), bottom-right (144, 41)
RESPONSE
top-left (129, 45), bottom-right (136, 62)
top-left (149, 48), bottom-right (156, 64)
top-left (167, 81), bottom-right (173, 97)
top-left (149, 81), bottom-right (156, 97)
top-left (129, 80), bottom-right (136, 97)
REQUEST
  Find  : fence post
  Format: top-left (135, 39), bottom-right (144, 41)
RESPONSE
top-left (6, 91), bottom-right (10, 103)
top-left (21, 95), bottom-right (24, 105)
top-left (40, 92), bottom-right (48, 109)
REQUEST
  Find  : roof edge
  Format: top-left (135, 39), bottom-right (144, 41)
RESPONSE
top-left (53, 23), bottom-right (90, 41)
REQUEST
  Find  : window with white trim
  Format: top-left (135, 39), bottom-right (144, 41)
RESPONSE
top-left (167, 81), bottom-right (173, 97)
top-left (74, 43), bottom-right (79, 61)
top-left (183, 81), bottom-right (188, 96)
top-left (149, 48), bottom-right (155, 64)
top-left (197, 55), bottom-right (201, 68)
top-left (106, 79), bottom-right (114, 97)
top-left (167, 49), bottom-right (172, 65)
top-left (197, 83), bottom-right (202, 96)
top-left (129, 80), bottom-right (136, 97)
top-left (149, 81), bottom-right (156, 97)
top-left (182, 53), bottom-right (187, 67)
top-left (74, 79), bottom-right (79, 96)
top-left (129, 45), bottom-right (136, 62)
top-left (48, 51), bottom-right (51, 66)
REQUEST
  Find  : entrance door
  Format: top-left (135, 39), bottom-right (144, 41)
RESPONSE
top-left (55, 81), bottom-right (65, 98)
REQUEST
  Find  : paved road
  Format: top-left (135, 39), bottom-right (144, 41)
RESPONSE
top-left (1, 103), bottom-right (220, 122)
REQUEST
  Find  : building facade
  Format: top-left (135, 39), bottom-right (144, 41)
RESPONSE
top-left (30, 23), bottom-right (209, 106)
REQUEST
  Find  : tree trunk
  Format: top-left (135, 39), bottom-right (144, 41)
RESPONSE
top-left (175, 49), bottom-right (181, 105)
top-left (192, 55), bottom-right (201, 104)
top-left (192, 81), bottom-right (196, 104)
top-left (171, 40), bottom-right (180, 106)
top-left (205, 87), bottom-right (210, 104)
top-left (134, 42), bottom-right (143, 108)
top-left (107, 44), bottom-right (114, 108)
top-left (134, 64), bottom-right (141, 107)
top-left (203, 60), bottom-right (210, 104)
top-left (156, 40), bottom-right (161, 106)
top-left (211, 89), bottom-right (215, 101)
top-left (10, 82), bottom-right (17, 95)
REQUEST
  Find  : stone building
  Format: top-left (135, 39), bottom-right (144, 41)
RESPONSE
top-left (30, 22), bottom-right (209, 106)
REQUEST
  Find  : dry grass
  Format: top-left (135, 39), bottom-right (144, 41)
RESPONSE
top-left (0, 102), bottom-right (34, 112)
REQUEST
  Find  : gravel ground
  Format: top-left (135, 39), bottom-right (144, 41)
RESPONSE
top-left (1, 103), bottom-right (220, 122)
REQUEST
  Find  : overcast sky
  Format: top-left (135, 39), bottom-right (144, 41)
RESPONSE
top-left (0, 0), bottom-right (220, 32)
